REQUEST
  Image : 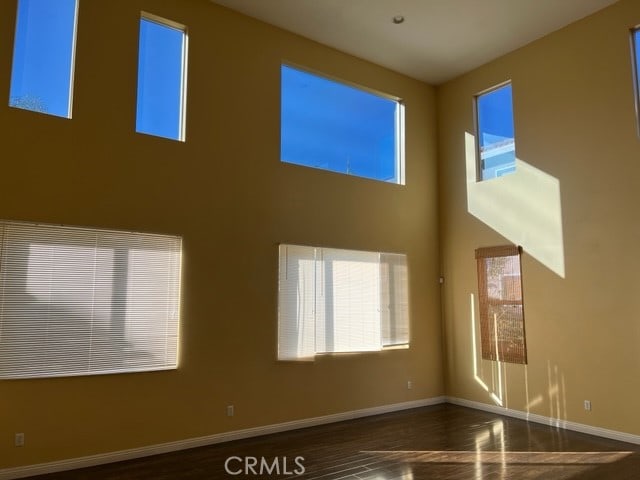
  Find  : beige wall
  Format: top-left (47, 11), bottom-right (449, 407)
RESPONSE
top-left (11, 0), bottom-right (640, 471)
top-left (438, 0), bottom-right (640, 435)
top-left (0, 0), bottom-right (441, 469)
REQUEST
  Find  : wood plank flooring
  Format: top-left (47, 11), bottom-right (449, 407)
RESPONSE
top-left (24, 404), bottom-right (640, 479)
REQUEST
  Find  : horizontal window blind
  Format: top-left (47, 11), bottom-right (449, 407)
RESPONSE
top-left (0, 220), bottom-right (182, 379)
top-left (278, 244), bottom-right (409, 361)
top-left (278, 244), bottom-right (317, 360)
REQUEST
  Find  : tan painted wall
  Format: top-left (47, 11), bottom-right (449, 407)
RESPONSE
top-left (438, 0), bottom-right (640, 435)
top-left (0, 0), bottom-right (441, 469)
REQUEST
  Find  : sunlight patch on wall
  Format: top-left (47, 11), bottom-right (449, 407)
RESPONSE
top-left (470, 293), bottom-right (504, 407)
top-left (547, 361), bottom-right (568, 424)
top-left (465, 133), bottom-right (565, 278)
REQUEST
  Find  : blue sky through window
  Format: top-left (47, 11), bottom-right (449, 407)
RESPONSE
top-left (9, 0), bottom-right (77, 117)
top-left (136, 17), bottom-right (186, 141)
top-left (634, 29), bottom-right (640, 103)
top-left (635, 29), bottom-right (640, 64)
top-left (477, 83), bottom-right (516, 180)
top-left (281, 65), bottom-right (402, 184)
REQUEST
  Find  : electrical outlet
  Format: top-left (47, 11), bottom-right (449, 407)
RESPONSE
top-left (226, 405), bottom-right (234, 417)
top-left (14, 433), bottom-right (24, 447)
top-left (584, 400), bottom-right (592, 411)
top-left (407, 380), bottom-right (413, 390)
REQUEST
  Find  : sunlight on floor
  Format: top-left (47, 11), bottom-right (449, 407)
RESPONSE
top-left (362, 450), bottom-right (633, 464)
top-left (362, 416), bottom-right (633, 480)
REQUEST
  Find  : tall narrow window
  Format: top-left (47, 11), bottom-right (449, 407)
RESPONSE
top-left (475, 83), bottom-right (516, 180)
top-left (0, 220), bottom-right (182, 379)
top-left (281, 65), bottom-right (405, 184)
top-left (631, 28), bottom-right (640, 135)
top-left (475, 245), bottom-right (527, 364)
top-left (136, 14), bottom-right (188, 141)
top-left (278, 244), bottom-right (409, 361)
top-left (9, 0), bottom-right (78, 117)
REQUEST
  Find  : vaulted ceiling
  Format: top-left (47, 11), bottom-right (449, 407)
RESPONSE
top-left (211, 0), bottom-right (618, 84)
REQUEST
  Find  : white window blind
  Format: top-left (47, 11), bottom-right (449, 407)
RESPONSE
top-left (0, 221), bottom-right (182, 379)
top-left (278, 244), bottom-right (409, 361)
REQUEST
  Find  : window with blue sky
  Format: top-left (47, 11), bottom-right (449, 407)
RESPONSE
top-left (9, 0), bottom-right (78, 117)
top-left (476, 83), bottom-right (516, 180)
top-left (136, 14), bottom-right (188, 141)
top-left (632, 28), bottom-right (640, 134)
top-left (281, 65), bottom-right (404, 184)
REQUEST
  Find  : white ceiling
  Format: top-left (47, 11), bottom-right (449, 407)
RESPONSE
top-left (210, 0), bottom-right (618, 85)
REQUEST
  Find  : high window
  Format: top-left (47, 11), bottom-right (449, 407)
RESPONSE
top-left (475, 245), bottom-right (527, 364)
top-left (281, 65), bottom-right (405, 184)
top-left (475, 83), bottom-right (516, 180)
top-left (631, 27), bottom-right (640, 134)
top-left (136, 14), bottom-right (188, 141)
top-left (278, 244), bottom-right (409, 361)
top-left (0, 221), bottom-right (182, 379)
top-left (9, 0), bottom-right (78, 117)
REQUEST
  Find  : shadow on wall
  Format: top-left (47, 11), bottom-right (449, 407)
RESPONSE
top-left (464, 132), bottom-right (565, 278)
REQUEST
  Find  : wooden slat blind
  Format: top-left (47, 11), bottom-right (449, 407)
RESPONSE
top-left (475, 245), bottom-right (527, 364)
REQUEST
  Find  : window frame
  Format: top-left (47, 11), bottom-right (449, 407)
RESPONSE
top-left (630, 26), bottom-right (640, 138)
top-left (280, 63), bottom-right (405, 185)
top-left (136, 12), bottom-right (189, 142)
top-left (9, 0), bottom-right (79, 118)
top-left (473, 81), bottom-right (516, 182)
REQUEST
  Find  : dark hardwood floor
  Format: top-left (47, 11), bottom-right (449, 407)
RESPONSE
top-left (25, 404), bottom-right (640, 479)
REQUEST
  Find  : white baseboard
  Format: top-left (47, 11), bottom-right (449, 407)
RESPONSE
top-left (446, 396), bottom-right (640, 445)
top-left (8, 395), bottom-right (639, 480)
top-left (0, 397), bottom-right (445, 480)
